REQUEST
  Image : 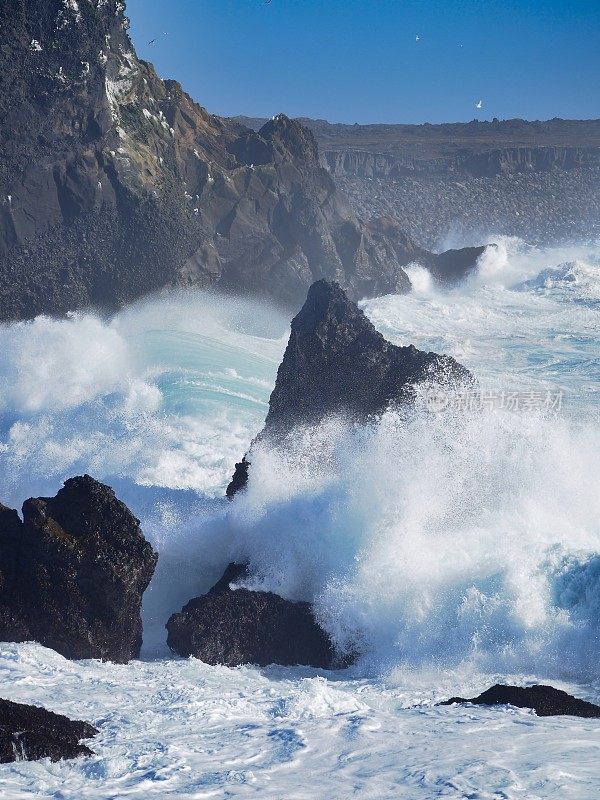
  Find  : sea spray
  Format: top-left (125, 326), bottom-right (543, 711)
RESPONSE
top-left (223, 399), bottom-right (600, 679)
top-left (0, 242), bottom-right (598, 677)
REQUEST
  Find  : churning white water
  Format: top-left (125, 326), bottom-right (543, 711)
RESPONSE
top-left (1, 237), bottom-right (599, 798)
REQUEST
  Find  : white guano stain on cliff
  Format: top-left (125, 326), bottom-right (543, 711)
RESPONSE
top-left (104, 51), bottom-right (139, 121)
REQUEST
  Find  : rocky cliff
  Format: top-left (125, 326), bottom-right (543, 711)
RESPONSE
top-left (323, 145), bottom-right (600, 180)
top-left (0, 0), bottom-right (485, 320)
top-left (238, 116), bottom-right (600, 246)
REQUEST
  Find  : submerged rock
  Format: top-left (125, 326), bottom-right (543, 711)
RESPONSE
top-left (440, 684), bottom-right (600, 718)
top-left (0, 698), bottom-right (97, 763)
top-left (227, 279), bottom-right (473, 495)
top-left (166, 563), bottom-right (337, 668)
top-left (0, 475), bottom-right (158, 663)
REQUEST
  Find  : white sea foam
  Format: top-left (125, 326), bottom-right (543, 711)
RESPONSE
top-left (0, 292), bottom-right (287, 505)
top-left (1, 641), bottom-right (600, 799)
top-left (0, 243), bottom-right (599, 797)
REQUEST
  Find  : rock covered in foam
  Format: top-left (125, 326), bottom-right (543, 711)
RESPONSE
top-left (166, 563), bottom-right (338, 668)
top-left (0, 697), bottom-right (97, 763)
top-left (227, 280), bottom-right (473, 494)
top-left (440, 684), bottom-right (600, 718)
top-left (0, 475), bottom-right (158, 663)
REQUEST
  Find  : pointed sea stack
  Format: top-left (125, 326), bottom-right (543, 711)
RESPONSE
top-left (169, 282), bottom-right (473, 669)
top-left (0, 475), bottom-right (158, 663)
top-left (228, 279), bottom-right (473, 494)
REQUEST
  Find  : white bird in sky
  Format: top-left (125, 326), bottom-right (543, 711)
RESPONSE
top-left (475, 100), bottom-right (483, 109)
top-left (415, 34), bottom-right (420, 42)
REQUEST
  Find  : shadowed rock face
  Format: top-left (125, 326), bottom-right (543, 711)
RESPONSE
top-left (0, 0), bottom-right (485, 320)
top-left (266, 279), bottom-right (472, 433)
top-left (0, 698), bottom-right (97, 763)
top-left (166, 563), bottom-right (337, 668)
top-left (0, 475), bottom-right (158, 662)
top-left (227, 280), bottom-right (473, 495)
top-left (440, 684), bottom-right (600, 718)
top-left (426, 245), bottom-right (495, 285)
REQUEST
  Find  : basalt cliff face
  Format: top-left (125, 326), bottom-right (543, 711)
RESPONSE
top-left (322, 144), bottom-right (600, 180)
top-left (0, 0), bottom-right (485, 321)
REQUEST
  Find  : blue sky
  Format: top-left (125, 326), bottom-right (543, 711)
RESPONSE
top-left (127, 0), bottom-right (600, 124)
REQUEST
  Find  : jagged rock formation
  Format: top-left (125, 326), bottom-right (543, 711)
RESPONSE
top-left (186, 282), bottom-right (472, 667)
top-left (227, 280), bottom-right (472, 494)
top-left (440, 684), bottom-right (600, 718)
top-left (0, 0), bottom-right (485, 321)
top-left (0, 475), bottom-right (157, 663)
top-left (0, 698), bottom-right (97, 763)
top-left (166, 563), bottom-right (337, 668)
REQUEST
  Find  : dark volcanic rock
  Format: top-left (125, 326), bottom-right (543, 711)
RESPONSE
top-left (364, 217), bottom-right (488, 287)
top-left (227, 280), bottom-right (472, 495)
top-left (166, 563), bottom-right (336, 668)
top-left (440, 684), bottom-right (600, 718)
top-left (225, 457), bottom-right (251, 500)
top-left (427, 245), bottom-right (493, 285)
top-left (0, 475), bottom-right (158, 662)
top-left (195, 284), bottom-right (472, 666)
top-left (0, 0), bottom-right (485, 319)
top-left (266, 280), bottom-right (472, 433)
top-left (0, 697), bottom-right (97, 763)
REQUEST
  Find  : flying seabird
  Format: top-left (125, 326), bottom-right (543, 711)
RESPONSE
top-left (148, 32), bottom-right (169, 45)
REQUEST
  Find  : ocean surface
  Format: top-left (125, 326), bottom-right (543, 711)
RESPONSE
top-left (1, 236), bottom-right (599, 798)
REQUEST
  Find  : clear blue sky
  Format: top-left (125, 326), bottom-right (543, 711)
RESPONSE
top-left (127, 0), bottom-right (600, 124)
